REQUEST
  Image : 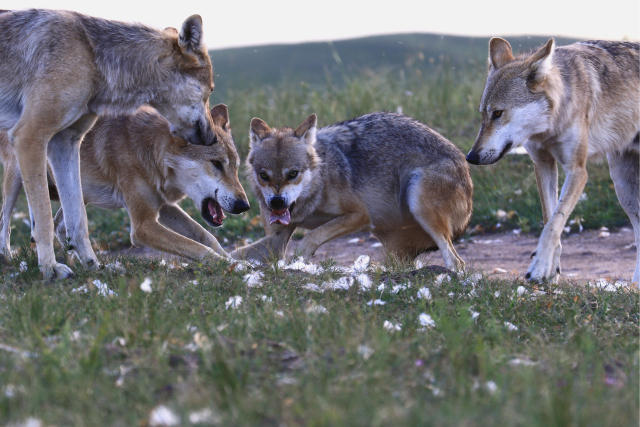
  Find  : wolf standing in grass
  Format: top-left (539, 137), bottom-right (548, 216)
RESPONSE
top-left (232, 112), bottom-right (473, 270)
top-left (466, 38), bottom-right (639, 283)
top-left (0, 9), bottom-right (218, 279)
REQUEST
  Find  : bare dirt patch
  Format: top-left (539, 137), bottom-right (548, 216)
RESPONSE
top-left (287, 227), bottom-right (637, 284)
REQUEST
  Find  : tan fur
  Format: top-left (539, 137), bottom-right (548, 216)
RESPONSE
top-left (233, 112), bottom-right (473, 270)
top-left (468, 37), bottom-right (640, 284)
top-left (0, 105), bottom-right (249, 262)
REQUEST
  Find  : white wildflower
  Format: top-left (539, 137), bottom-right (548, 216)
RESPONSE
top-left (485, 380), bottom-right (498, 394)
top-left (189, 408), bottom-right (219, 425)
top-left (357, 344), bottom-right (374, 360)
top-left (19, 261), bottom-right (28, 272)
top-left (305, 303), bottom-right (328, 314)
top-left (243, 271), bottom-right (264, 288)
top-left (418, 313), bottom-right (436, 329)
top-left (417, 287), bottom-right (432, 301)
top-left (391, 284), bottom-right (408, 294)
top-left (516, 286), bottom-right (527, 297)
top-left (504, 321), bottom-right (519, 331)
top-left (225, 295), bottom-right (243, 310)
top-left (367, 299), bottom-right (386, 306)
top-left (591, 278), bottom-right (630, 292)
top-left (470, 309), bottom-right (480, 322)
top-left (356, 273), bottom-right (373, 291)
top-left (377, 283), bottom-right (386, 292)
top-left (494, 291), bottom-right (501, 298)
top-left (352, 254), bottom-right (370, 273)
top-left (434, 273), bottom-right (451, 286)
top-left (149, 405), bottom-right (180, 426)
top-left (93, 279), bottom-right (117, 297)
top-left (140, 277), bottom-right (152, 293)
top-left (302, 282), bottom-right (324, 293)
top-left (274, 310), bottom-right (285, 318)
top-left (322, 276), bottom-right (354, 291)
top-left (508, 358), bottom-right (537, 367)
top-left (383, 320), bottom-right (402, 332)
top-left (259, 295), bottom-right (272, 303)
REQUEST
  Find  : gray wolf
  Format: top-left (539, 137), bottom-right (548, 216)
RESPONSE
top-left (0, 9), bottom-right (218, 279)
top-left (231, 112), bottom-right (473, 270)
top-left (466, 37), bottom-right (639, 284)
top-left (0, 105), bottom-right (250, 261)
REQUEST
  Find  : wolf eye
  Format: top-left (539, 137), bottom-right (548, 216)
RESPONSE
top-left (491, 110), bottom-right (504, 120)
top-left (212, 160), bottom-right (224, 171)
top-left (287, 170), bottom-right (299, 180)
top-left (259, 171), bottom-right (270, 181)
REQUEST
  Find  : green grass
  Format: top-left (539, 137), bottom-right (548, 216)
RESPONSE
top-left (0, 257), bottom-right (637, 425)
top-left (0, 33), bottom-right (636, 426)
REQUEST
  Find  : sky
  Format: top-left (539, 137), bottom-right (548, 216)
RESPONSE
top-left (5, 1), bottom-right (639, 49)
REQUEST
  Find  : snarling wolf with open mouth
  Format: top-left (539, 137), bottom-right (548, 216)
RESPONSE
top-left (467, 37), bottom-right (639, 284)
top-left (232, 112), bottom-right (473, 270)
top-left (0, 9), bottom-right (218, 279)
top-left (0, 105), bottom-right (249, 261)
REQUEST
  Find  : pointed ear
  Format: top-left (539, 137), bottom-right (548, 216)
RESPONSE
top-left (525, 38), bottom-right (555, 90)
top-left (294, 113), bottom-right (317, 145)
top-left (210, 104), bottom-right (229, 130)
top-left (489, 37), bottom-right (515, 70)
top-left (179, 15), bottom-right (204, 52)
top-left (250, 117), bottom-right (271, 145)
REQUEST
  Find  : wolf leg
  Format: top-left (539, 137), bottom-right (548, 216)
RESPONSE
top-left (529, 147), bottom-right (562, 278)
top-left (527, 162), bottom-right (588, 283)
top-left (0, 152), bottom-right (22, 259)
top-left (295, 212), bottom-right (369, 260)
top-left (607, 147), bottom-right (639, 284)
top-left (48, 113), bottom-right (99, 269)
top-left (231, 225), bottom-right (295, 263)
top-left (158, 204), bottom-right (230, 258)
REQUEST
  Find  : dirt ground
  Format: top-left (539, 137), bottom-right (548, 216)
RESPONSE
top-left (114, 227), bottom-right (637, 284)
top-left (287, 227), bottom-right (637, 284)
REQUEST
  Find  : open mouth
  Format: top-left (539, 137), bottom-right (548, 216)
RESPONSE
top-left (269, 202), bottom-right (295, 225)
top-left (496, 141), bottom-right (514, 162)
top-left (201, 197), bottom-right (226, 227)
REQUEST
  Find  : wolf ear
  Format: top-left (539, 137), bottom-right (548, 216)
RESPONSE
top-left (489, 37), bottom-right (515, 70)
top-left (525, 38), bottom-right (555, 90)
top-left (211, 104), bottom-right (230, 130)
top-left (179, 15), bottom-right (204, 52)
top-left (294, 114), bottom-right (317, 145)
top-left (250, 118), bottom-right (271, 145)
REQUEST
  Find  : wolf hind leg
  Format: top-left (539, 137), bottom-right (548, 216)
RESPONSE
top-left (406, 170), bottom-right (466, 271)
top-left (607, 146), bottom-right (639, 284)
top-left (0, 150), bottom-right (23, 259)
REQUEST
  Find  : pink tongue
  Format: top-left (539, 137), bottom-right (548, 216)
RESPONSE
top-left (208, 200), bottom-right (224, 223)
top-left (269, 209), bottom-right (291, 225)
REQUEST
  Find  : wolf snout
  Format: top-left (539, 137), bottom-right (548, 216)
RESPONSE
top-left (466, 150), bottom-right (481, 165)
top-left (231, 198), bottom-right (250, 214)
top-left (269, 195), bottom-right (286, 211)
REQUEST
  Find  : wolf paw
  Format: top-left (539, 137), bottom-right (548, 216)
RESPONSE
top-left (41, 262), bottom-right (74, 281)
top-left (525, 254), bottom-right (558, 283)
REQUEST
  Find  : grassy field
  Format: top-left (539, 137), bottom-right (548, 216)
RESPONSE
top-left (0, 33), bottom-right (637, 426)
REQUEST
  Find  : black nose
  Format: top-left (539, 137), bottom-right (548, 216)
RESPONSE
top-left (231, 199), bottom-right (250, 214)
top-left (466, 150), bottom-right (480, 165)
top-left (269, 196), bottom-right (286, 210)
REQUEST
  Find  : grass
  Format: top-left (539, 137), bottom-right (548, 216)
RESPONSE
top-left (0, 34), bottom-right (636, 426)
top-left (0, 256), bottom-right (637, 425)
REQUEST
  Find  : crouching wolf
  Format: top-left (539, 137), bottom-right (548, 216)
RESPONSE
top-left (0, 9), bottom-right (219, 279)
top-left (466, 37), bottom-right (639, 283)
top-left (0, 105), bottom-right (249, 262)
top-left (232, 112), bottom-right (473, 270)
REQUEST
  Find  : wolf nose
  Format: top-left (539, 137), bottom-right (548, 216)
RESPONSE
top-left (231, 199), bottom-right (250, 214)
top-left (269, 196), bottom-right (286, 210)
top-left (466, 150), bottom-right (481, 165)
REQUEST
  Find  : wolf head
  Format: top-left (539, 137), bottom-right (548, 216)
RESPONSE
top-left (152, 15), bottom-right (218, 147)
top-left (166, 104), bottom-right (250, 227)
top-left (467, 38), bottom-right (558, 165)
top-left (247, 114), bottom-right (320, 226)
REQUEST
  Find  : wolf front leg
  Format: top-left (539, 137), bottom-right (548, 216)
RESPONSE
top-left (527, 157), bottom-right (588, 283)
top-left (230, 224), bottom-right (295, 263)
top-left (295, 212), bottom-right (370, 260)
top-left (529, 146), bottom-right (562, 276)
top-left (158, 204), bottom-right (230, 259)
